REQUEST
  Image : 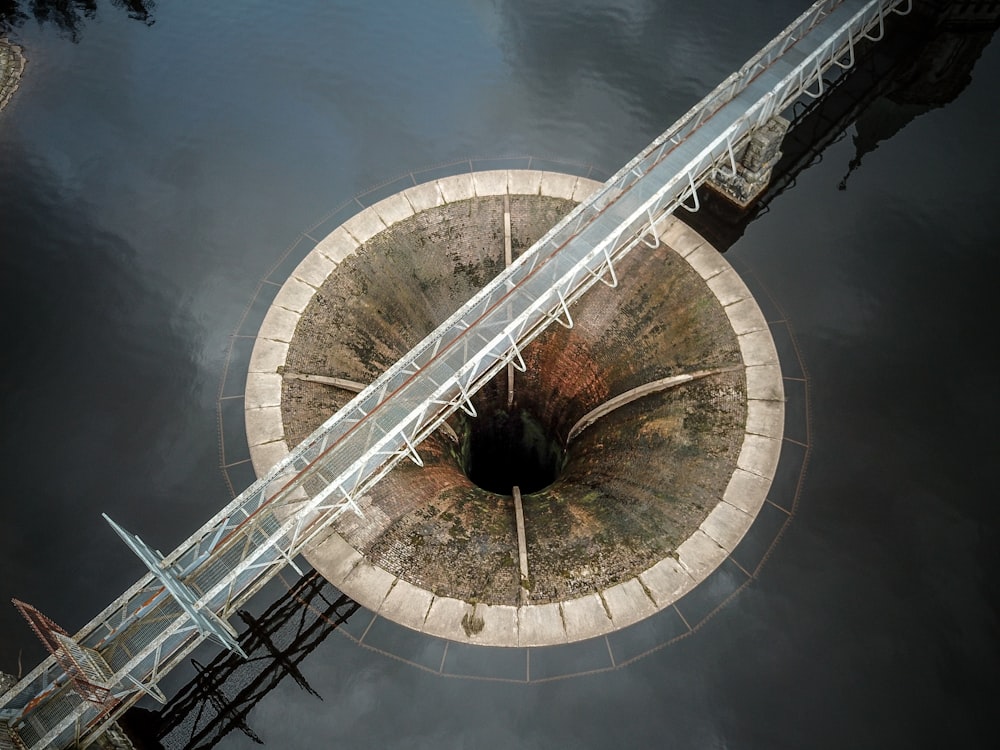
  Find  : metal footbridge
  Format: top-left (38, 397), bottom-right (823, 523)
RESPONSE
top-left (0, 1), bottom-right (909, 747)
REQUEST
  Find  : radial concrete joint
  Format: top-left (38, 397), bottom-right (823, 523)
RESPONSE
top-left (437, 173), bottom-right (476, 203)
top-left (371, 191), bottom-right (416, 227)
top-left (342, 208), bottom-right (388, 245)
top-left (472, 169), bottom-right (509, 197)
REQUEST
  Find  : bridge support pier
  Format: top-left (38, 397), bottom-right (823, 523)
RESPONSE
top-left (708, 115), bottom-right (790, 208)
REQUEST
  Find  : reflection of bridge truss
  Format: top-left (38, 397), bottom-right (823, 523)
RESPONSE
top-left (0, 2), bottom-right (913, 747)
top-left (125, 571), bottom-right (357, 750)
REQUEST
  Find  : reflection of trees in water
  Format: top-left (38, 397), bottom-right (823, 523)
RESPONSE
top-left (1, 0), bottom-right (154, 40)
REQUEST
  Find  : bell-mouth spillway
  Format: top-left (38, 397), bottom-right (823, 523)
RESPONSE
top-left (244, 169), bottom-right (784, 647)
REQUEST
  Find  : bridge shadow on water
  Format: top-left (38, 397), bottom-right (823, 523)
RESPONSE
top-left (121, 572), bottom-right (358, 750)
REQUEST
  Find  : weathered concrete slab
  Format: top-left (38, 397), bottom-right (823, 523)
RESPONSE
top-left (726, 297), bottom-right (769, 335)
top-left (245, 372), bottom-right (282, 409)
top-left (292, 247), bottom-right (336, 289)
top-left (700, 501), bottom-right (753, 552)
top-left (638, 557), bottom-right (696, 607)
top-left (746, 398), bottom-right (785, 439)
top-left (661, 218), bottom-right (705, 257)
top-left (745, 364), bottom-right (784, 402)
top-left (676, 529), bottom-right (728, 581)
top-left (723, 467), bottom-right (772, 515)
top-left (422, 596), bottom-right (472, 640)
top-left (561, 594), bottom-right (614, 641)
top-left (304, 533), bottom-right (363, 586)
top-left (437, 174), bottom-right (476, 203)
top-left (379, 579), bottom-right (434, 628)
top-left (602, 579), bottom-right (657, 628)
top-left (686, 244), bottom-right (730, 280)
top-left (248, 439), bottom-right (289, 477)
top-left (539, 172), bottom-right (578, 200)
top-left (709, 268), bottom-right (752, 307)
top-left (739, 328), bottom-right (780, 367)
top-left (271, 277), bottom-right (317, 314)
top-left (371, 191), bottom-right (416, 227)
top-left (474, 604), bottom-right (519, 646)
top-left (340, 558), bottom-right (397, 612)
top-left (404, 180), bottom-right (446, 212)
top-left (257, 305), bottom-right (300, 344)
top-left (314, 226), bottom-right (360, 264)
top-left (517, 602), bottom-right (565, 646)
top-left (737, 433), bottom-right (783, 481)
top-left (248, 339), bottom-right (289, 374)
top-left (507, 170), bottom-right (543, 196)
top-left (472, 170), bottom-right (509, 197)
top-left (244, 405), bottom-right (284, 445)
top-left (572, 177), bottom-right (603, 202)
top-left (341, 207), bottom-right (387, 245)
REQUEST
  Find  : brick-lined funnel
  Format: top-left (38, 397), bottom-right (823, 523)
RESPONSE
top-left (245, 170), bottom-right (783, 647)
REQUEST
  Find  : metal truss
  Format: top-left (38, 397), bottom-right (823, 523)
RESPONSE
top-left (0, 2), bottom-right (911, 748)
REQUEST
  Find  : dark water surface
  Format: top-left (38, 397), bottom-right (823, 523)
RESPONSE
top-left (1, 1), bottom-right (997, 747)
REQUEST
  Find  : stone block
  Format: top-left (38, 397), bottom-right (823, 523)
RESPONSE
top-left (340, 558), bottom-right (397, 612)
top-left (475, 604), bottom-right (519, 646)
top-left (722, 468), bottom-right (772, 515)
top-left (421, 596), bottom-right (469, 639)
top-left (745, 364), bottom-right (784, 402)
top-left (686, 244), bottom-right (730, 280)
top-left (708, 268), bottom-right (752, 307)
top-left (292, 248), bottom-right (336, 289)
top-left (746, 398), bottom-right (785, 439)
top-left (539, 172), bottom-right (579, 200)
top-left (341, 207), bottom-right (387, 245)
top-left (725, 297), bottom-right (768, 335)
top-left (517, 603), bottom-right (565, 646)
top-left (405, 180), bottom-right (446, 212)
top-left (437, 174), bottom-right (476, 203)
top-left (738, 329), bottom-right (780, 367)
top-left (662, 219), bottom-right (705, 257)
top-left (700, 501), bottom-right (753, 552)
top-left (379, 579), bottom-right (435, 627)
top-left (572, 177), bottom-right (603, 202)
top-left (675, 529), bottom-right (728, 581)
top-left (304, 533), bottom-right (363, 586)
top-left (245, 372), bottom-right (282, 409)
top-left (507, 170), bottom-right (543, 196)
top-left (257, 305), bottom-right (300, 344)
top-left (244, 405), bottom-right (284, 445)
top-left (472, 170), bottom-right (509, 197)
top-left (638, 557), bottom-right (696, 607)
top-left (248, 439), bottom-right (289, 477)
top-left (737, 433), bottom-right (782, 481)
top-left (372, 191), bottom-right (416, 227)
top-left (314, 226), bottom-right (359, 264)
top-left (561, 594), bottom-right (614, 641)
top-left (271, 277), bottom-right (317, 314)
top-left (601, 578), bottom-right (657, 628)
top-left (248, 338), bottom-right (289, 374)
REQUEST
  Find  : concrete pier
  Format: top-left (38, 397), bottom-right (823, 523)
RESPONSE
top-left (0, 39), bottom-right (25, 112)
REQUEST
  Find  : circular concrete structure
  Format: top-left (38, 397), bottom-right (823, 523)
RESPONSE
top-left (245, 170), bottom-right (783, 647)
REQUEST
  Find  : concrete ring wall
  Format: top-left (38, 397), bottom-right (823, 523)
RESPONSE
top-left (244, 169), bottom-right (784, 647)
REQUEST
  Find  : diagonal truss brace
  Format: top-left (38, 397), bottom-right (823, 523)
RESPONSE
top-left (103, 515), bottom-right (248, 659)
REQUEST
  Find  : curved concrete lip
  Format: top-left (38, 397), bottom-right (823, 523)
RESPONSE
top-left (245, 169), bottom-right (783, 647)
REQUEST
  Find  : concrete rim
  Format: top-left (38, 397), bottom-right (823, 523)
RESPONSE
top-left (245, 169), bottom-right (784, 647)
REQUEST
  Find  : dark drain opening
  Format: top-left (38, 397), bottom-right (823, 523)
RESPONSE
top-left (461, 409), bottom-right (565, 495)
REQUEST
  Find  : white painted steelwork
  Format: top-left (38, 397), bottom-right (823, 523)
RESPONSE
top-left (0, 1), bottom-right (910, 746)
